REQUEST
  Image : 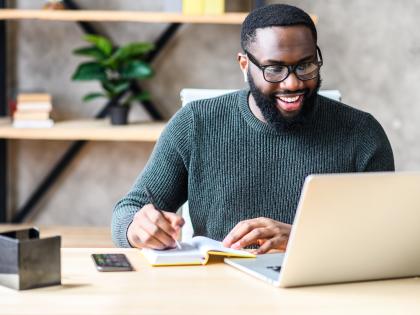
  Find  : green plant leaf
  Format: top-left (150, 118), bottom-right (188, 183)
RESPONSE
top-left (101, 81), bottom-right (115, 94)
top-left (102, 42), bottom-right (154, 67)
top-left (73, 46), bottom-right (107, 61)
top-left (82, 92), bottom-right (107, 102)
top-left (120, 60), bottom-right (153, 79)
top-left (83, 34), bottom-right (113, 56)
top-left (113, 81), bottom-right (131, 94)
top-left (72, 62), bottom-right (107, 81)
top-left (101, 81), bottom-right (130, 95)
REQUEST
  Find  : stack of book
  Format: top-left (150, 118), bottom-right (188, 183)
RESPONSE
top-left (166, 0), bottom-right (264, 15)
top-left (13, 93), bottom-right (54, 128)
top-left (182, 0), bottom-right (225, 15)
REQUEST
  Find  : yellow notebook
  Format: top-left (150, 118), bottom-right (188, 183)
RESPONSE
top-left (182, 0), bottom-right (204, 15)
top-left (204, 0), bottom-right (225, 15)
top-left (141, 236), bottom-right (255, 266)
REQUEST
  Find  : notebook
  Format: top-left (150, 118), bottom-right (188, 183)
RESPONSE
top-left (225, 172), bottom-right (420, 287)
top-left (142, 236), bottom-right (255, 266)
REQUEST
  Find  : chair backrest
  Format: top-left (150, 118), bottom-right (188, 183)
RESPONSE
top-left (181, 88), bottom-right (342, 104)
top-left (179, 88), bottom-right (342, 241)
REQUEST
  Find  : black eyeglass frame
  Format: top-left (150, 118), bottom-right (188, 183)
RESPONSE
top-left (244, 46), bottom-right (323, 83)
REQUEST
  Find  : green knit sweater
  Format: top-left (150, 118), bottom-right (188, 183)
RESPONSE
top-left (112, 89), bottom-right (394, 248)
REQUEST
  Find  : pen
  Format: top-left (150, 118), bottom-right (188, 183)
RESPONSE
top-left (144, 186), bottom-right (182, 249)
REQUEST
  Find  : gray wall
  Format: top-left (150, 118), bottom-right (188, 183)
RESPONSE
top-left (9, 0), bottom-right (420, 225)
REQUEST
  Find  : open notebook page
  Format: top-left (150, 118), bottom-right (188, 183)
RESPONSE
top-left (141, 236), bottom-right (254, 265)
top-left (190, 236), bottom-right (254, 257)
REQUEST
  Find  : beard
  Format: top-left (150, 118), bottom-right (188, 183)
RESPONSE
top-left (248, 70), bottom-right (322, 132)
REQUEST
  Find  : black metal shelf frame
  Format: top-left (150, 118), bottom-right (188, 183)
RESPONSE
top-left (0, 0), bottom-right (7, 222)
top-left (0, 0), bottom-right (180, 223)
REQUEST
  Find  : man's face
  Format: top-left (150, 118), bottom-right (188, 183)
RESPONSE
top-left (240, 25), bottom-right (321, 131)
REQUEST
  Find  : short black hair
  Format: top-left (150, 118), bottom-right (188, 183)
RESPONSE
top-left (241, 4), bottom-right (317, 51)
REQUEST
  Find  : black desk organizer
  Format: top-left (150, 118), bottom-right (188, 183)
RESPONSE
top-left (0, 228), bottom-right (61, 290)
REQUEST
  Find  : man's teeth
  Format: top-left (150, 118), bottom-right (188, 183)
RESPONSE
top-left (278, 95), bottom-right (300, 103)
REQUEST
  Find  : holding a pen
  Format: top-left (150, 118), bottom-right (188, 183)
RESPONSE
top-left (126, 186), bottom-right (185, 250)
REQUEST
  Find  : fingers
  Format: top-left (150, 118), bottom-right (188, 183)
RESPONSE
top-left (144, 206), bottom-right (177, 239)
top-left (222, 217), bottom-right (291, 253)
top-left (162, 212), bottom-right (185, 241)
top-left (230, 227), bottom-right (273, 250)
top-left (222, 217), bottom-right (266, 248)
top-left (143, 210), bottom-right (178, 248)
top-left (128, 227), bottom-right (166, 249)
top-left (253, 236), bottom-right (288, 254)
top-left (128, 204), bottom-right (183, 250)
top-left (163, 211), bottom-right (185, 230)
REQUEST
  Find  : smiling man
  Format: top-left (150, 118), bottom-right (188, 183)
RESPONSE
top-left (112, 4), bottom-right (394, 253)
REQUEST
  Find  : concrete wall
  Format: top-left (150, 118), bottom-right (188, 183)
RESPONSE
top-left (9, 0), bottom-right (420, 225)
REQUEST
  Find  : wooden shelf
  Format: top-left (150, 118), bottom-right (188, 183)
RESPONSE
top-left (0, 9), bottom-right (249, 24)
top-left (0, 118), bottom-right (165, 142)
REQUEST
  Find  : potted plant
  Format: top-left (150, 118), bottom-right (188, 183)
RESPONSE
top-left (72, 34), bottom-right (154, 125)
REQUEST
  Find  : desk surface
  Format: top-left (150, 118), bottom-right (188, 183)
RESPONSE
top-left (1, 227), bottom-right (420, 314)
top-left (1, 246), bottom-right (420, 314)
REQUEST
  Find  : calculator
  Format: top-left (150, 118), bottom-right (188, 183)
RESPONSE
top-left (91, 253), bottom-right (134, 272)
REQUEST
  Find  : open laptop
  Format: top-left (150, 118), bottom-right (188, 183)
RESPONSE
top-left (224, 172), bottom-right (420, 287)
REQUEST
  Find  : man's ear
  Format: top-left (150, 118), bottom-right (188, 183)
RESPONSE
top-left (237, 53), bottom-right (248, 82)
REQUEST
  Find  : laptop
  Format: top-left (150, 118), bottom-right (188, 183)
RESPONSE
top-left (224, 172), bottom-right (420, 287)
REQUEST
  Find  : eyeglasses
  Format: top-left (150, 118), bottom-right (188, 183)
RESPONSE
top-left (244, 46), bottom-right (323, 83)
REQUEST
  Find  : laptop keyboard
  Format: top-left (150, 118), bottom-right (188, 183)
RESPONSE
top-left (266, 265), bottom-right (281, 273)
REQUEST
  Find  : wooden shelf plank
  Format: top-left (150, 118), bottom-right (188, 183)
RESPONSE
top-left (0, 118), bottom-right (166, 142)
top-left (0, 9), bottom-right (248, 24)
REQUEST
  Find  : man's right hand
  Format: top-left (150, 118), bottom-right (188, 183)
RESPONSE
top-left (127, 204), bottom-right (185, 249)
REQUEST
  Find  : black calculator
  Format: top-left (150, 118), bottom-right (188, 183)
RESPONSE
top-left (91, 253), bottom-right (134, 272)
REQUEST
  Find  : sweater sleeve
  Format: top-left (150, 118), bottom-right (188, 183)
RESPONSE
top-left (111, 105), bottom-right (194, 248)
top-left (354, 113), bottom-right (395, 172)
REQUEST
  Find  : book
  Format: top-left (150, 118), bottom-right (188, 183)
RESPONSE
top-left (204, 0), bottom-right (225, 15)
top-left (13, 119), bottom-right (54, 128)
top-left (16, 102), bottom-right (53, 112)
top-left (16, 93), bottom-right (53, 112)
top-left (182, 0), bottom-right (204, 15)
top-left (13, 111), bottom-right (50, 120)
top-left (141, 236), bottom-right (255, 266)
top-left (17, 93), bottom-right (52, 103)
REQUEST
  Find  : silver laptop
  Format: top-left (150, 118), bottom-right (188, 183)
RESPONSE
top-left (225, 172), bottom-right (420, 287)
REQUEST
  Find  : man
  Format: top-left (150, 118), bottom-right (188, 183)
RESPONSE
top-left (112, 4), bottom-right (394, 253)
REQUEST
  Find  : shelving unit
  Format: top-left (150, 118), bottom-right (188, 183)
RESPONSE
top-left (0, 118), bottom-right (165, 142)
top-left (0, 4), bottom-right (318, 223)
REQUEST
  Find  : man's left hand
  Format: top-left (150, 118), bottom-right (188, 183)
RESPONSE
top-left (222, 217), bottom-right (291, 254)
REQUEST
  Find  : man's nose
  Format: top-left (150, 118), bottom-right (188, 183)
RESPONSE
top-left (280, 71), bottom-right (302, 91)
